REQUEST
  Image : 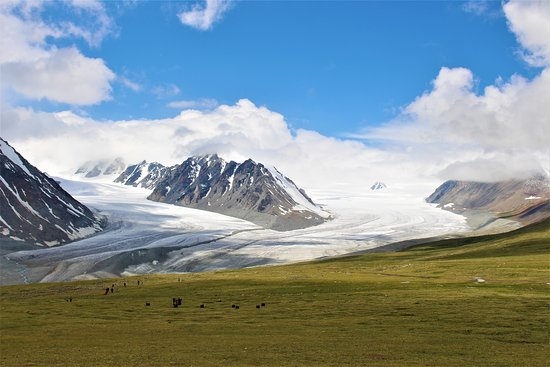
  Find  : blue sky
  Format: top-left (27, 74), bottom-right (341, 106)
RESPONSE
top-left (2, 0), bottom-right (549, 185)
top-left (13, 0), bottom-right (539, 137)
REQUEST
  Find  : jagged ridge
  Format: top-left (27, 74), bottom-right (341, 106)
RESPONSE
top-left (116, 154), bottom-right (331, 231)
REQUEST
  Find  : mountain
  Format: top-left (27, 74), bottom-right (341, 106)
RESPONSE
top-left (134, 154), bottom-right (331, 231)
top-left (114, 160), bottom-right (168, 190)
top-left (427, 175), bottom-right (550, 224)
top-left (370, 182), bottom-right (387, 190)
top-left (0, 138), bottom-right (104, 247)
top-left (75, 158), bottom-right (126, 178)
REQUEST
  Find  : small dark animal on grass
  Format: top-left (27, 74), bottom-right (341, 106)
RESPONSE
top-left (145, 302), bottom-right (150, 306)
top-left (235, 305), bottom-right (240, 309)
top-left (261, 303), bottom-right (266, 307)
top-left (110, 287), bottom-right (114, 293)
top-left (256, 305), bottom-right (260, 309)
top-left (172, 298), bottom-right (182, 308)
top-left (200, 304), bottom-right (205, 308)
top-left (104, 288), bottom-right (109, 295)
top-left (231, 304), bottom-right (236, 308)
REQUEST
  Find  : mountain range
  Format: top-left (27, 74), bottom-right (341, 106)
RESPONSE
top-left (115, 154), bottom-right (331, 231)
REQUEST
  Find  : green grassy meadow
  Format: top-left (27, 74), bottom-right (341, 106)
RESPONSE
top-left (1, 219), bottom-right (549, 366)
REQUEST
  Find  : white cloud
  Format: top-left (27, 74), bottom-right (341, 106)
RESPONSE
top-left (167, 98), bottom-right (219, 109)
top-left (152, 84), bottom-right (181, 99)
top-left (119, 76), bottom-right (142, 92)
top-left (1, 100), bottom-right (415, 193)
top-left (2, 0), bottom-right (548, 192)
top-left (0, 0), bottom-right (115, 105)
top-left (355, 65), bottom-right (550, 181)
top-left (463, 0), bottom-right (490, 16)
top-left (504, 0), bottom-right (550, 67)
top-left (178, 0), bottom-right (232, 31)
top-left (2, 47), bottom-right (115, 105)
top-left (346, 1), bottom-right (550, 182)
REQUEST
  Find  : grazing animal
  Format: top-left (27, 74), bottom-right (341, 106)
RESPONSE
top-left (235, 305), bottom-right (239, 309)
top-left (178, 298), bottom-right (182, 306)
top-left (256, 305), bottom-right (260, 309)
top-left (200, 304), bottom-right (205, 308)
top-left (145, 302), bottom-right (150, 306)
top-left (123, 282), bottom-right (126, 287)
top-left (261, 303), bottom-right (265, 307)
top-left (110, 287), bottom-right (114, 293)
top-left (104, 288), bottom-right (109, 295)
top-left (231, 304), bottom-right (236, 308)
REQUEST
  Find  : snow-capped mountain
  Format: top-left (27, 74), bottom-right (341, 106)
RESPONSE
top-left (114, 160), bottom-right (168, 190)
top-left (0, 138), bottom-right (104, 247)
top-left (427, 175), bottom-right (549, 224)
top-left (75, 158), bottom-right (126, 178)
top-left (370, 182), bottom-right (387, 190)
top-left (137, 154), bottom-right (331, 231)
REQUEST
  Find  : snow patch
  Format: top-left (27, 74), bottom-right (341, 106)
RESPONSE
top-left (0, 140), bottom-right (34, 178)
top-left (265, 165), bottom-right (331, 219)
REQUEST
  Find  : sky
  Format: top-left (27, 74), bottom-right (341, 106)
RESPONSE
top-left (1, 0), bottom-right (549, 192)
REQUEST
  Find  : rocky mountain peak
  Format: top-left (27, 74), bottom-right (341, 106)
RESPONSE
top-left (1, 138), bottom-right (104, 247)
top-left (116, 154), bottom-right (331, 231)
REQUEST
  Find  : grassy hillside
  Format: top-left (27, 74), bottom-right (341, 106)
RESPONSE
top-left (1, 219), bottom-right (549, 366)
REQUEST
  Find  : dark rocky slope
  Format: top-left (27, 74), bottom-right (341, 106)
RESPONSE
top-left (0, 138), bottom-right (104, 247)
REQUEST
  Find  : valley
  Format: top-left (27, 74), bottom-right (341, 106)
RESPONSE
top-left (1, 219), bottom-right (548, 366)
top-left (2, 176), bottom-right (475, 284)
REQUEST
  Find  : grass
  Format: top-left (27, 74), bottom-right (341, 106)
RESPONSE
top-left (1, 219), bottom-right (549, 366)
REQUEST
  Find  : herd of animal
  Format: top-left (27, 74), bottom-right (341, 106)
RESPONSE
top-left (77, 278), bottom-right (269, 311)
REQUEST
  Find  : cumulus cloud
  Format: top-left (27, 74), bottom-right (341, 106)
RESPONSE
top-left (0, 0), bottom-right (115, 105)
top-left (504, 0), bottom-right (550, 67)
top-left (349, 1), bottom-right (550, 182)
top-left (178, 0), bottom-right (233, 31)
top-left (3, 47), bottom-right (115, 105)
top-left (1, 100), bottom-right (415, 192)
top-left (355, 65), bottom-right (550, 181)
top-left (167, 98), bottom-right (219, 110)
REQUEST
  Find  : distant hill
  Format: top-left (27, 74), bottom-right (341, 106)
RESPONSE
top-left (370, 182), bottom-right (387, 190)
top-left (75, 158), bottom-right (126, 178)
top-left (427, 175), bottom-right (550, 224)
top-left (0, 138), bottom-right (104, 247)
